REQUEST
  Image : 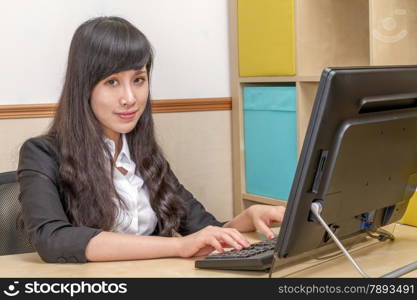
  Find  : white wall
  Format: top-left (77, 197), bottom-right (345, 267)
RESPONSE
top-left (0, 0), bottom-right (231, 104)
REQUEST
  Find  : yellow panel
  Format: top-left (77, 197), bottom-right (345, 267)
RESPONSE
top-left (400, 192), bottom-right (417, 227)
top-left (238, 0), bottom-right (295, 76)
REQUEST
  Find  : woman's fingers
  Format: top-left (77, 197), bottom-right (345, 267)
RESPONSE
top-left (204, 227), bottom-right (250, 252)
top-left (254, 220), bottom-right (275, 239)
top-left (248, 205), bottom-right (286, 239)
top-left (181, 226), bottom-right (255, 258)
top-left (222, 228), bottom-right (250, 248)
top-left (207, 235), bottom-right (224, 253)
top-left (217, 232), bottom-right (244, 250)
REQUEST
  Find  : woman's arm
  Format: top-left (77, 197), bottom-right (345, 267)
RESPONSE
top-left (85, 232), bottom-right (179, 261)
top-left (18, 138), bottom-right (104, 263)
top-left (85, 225), bottom-right (251, 261)
top-left (18, 168), bottom-right (103, 263)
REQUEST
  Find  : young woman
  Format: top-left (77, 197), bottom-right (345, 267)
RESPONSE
top-left (17, 16), bottom-right (285, 263)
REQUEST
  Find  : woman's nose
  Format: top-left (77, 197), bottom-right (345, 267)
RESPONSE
top-left (119, 85), bottom-right (136, 107)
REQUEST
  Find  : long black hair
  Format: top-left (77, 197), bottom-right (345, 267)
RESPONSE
top-left (48, 16), bottom-right (185, 236)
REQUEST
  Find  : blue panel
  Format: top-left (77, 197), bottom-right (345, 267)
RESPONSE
top-left (243, 86), bottom-right (297, 201)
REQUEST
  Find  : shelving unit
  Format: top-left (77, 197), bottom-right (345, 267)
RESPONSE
top-left (229, 0), bottom-right (417, 214)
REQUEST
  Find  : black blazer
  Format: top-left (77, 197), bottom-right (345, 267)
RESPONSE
top-left (17, 135), bottom-right (224, 263)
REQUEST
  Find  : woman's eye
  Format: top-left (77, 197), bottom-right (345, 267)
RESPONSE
top-left (134, 77), bottom-right (145, 84)
top-left (106, 79), bottom-right (118, 86)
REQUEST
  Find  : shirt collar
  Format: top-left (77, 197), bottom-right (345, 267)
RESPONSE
top-left (103, 134), bottom-right (144, 187)
top-left (103, 134), bottom-right (133, 167)
top-left (118, 134), bottom-right (132, 166)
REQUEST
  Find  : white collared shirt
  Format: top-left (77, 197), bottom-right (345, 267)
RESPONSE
top-left (104, 134), bottom-right (158, 235)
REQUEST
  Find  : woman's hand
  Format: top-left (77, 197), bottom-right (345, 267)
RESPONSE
top-left (175, 226), bottom-right (251, 257)
top-left (246, 204), bottom-right (285, 239)
top-left (223, 204), bottom-right (286, 240)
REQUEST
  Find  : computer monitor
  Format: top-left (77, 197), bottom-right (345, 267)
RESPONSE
top-left (275, 65), bottom-right (417, 261)
top-left (195, 65), bottom-right (417, 274)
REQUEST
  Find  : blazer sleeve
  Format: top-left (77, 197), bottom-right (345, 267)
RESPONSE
top-left (167, 166), bottom-right (227, 235)
top-left (17, 137), bottom-right (103, 263)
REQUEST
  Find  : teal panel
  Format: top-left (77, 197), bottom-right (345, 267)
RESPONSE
top-left (243, 86), bottom-right (296, 111)
top-left (243, 86), bottom-right (297, 201)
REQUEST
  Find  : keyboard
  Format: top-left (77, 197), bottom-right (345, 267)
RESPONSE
top-left (195, 237), bottom-right (277, 271)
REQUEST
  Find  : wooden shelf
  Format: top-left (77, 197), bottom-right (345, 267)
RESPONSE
top-left (239, 75), bottom-right (320, 83)
top-left (296, 76), bottom-right (320, 82)
top-left (242, 193), bottom-right (287, 207)
top-left (239, 76), bottom-right (297, 83)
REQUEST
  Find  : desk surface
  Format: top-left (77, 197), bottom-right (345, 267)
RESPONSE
top-left (1, 224), bottom-right (416, 278)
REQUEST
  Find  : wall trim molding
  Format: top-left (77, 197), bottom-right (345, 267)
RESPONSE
top-left (151, 97), bottom-right (231, 113)
top-left (0, 97), bottom-right (232, 119)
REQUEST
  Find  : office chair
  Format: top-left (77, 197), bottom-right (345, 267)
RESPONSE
top-left (0, 171), bottom-right (34, 255)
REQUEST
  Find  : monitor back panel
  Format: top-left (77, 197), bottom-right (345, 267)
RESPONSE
top-left (276, 66), bottom-right (417, 258)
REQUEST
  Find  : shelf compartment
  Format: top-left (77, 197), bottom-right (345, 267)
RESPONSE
top-left (370, 0), bottom-right (417, 65)
top-left (243, 85), bottom-right (297, 201)
top-left (296, 0), bottom-right (371, 76)
top-left (238, 0), bottom-right (296, 76)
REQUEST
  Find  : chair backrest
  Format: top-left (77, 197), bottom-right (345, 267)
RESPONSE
top-left (0, 171), bottom-right (34, 255)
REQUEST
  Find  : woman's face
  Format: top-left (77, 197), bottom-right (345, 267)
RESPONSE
top-left (90, 66), bottom-right (149, 142)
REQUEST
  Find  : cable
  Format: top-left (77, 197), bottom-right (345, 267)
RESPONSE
top-left (310, 202), bottom-right (369, 278)
top-left (366, 228), bottom-right (395, 241)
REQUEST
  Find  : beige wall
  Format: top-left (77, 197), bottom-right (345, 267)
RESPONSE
top-left (0, 118), bottom-right (52, 172)
top-left (154, 111), bottom-right (233, 221)
top-left (0, 110), bottom-right (233, 221)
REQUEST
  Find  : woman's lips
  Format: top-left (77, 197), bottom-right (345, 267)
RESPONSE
top-left (116, 110), bottom-right (137, 120)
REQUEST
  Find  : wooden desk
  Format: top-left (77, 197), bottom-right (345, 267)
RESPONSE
top-left (0, 224), bottom-right (416, 278)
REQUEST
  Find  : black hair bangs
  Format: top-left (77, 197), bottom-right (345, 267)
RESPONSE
top-left (86, 17), bottom-right (153, 84)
